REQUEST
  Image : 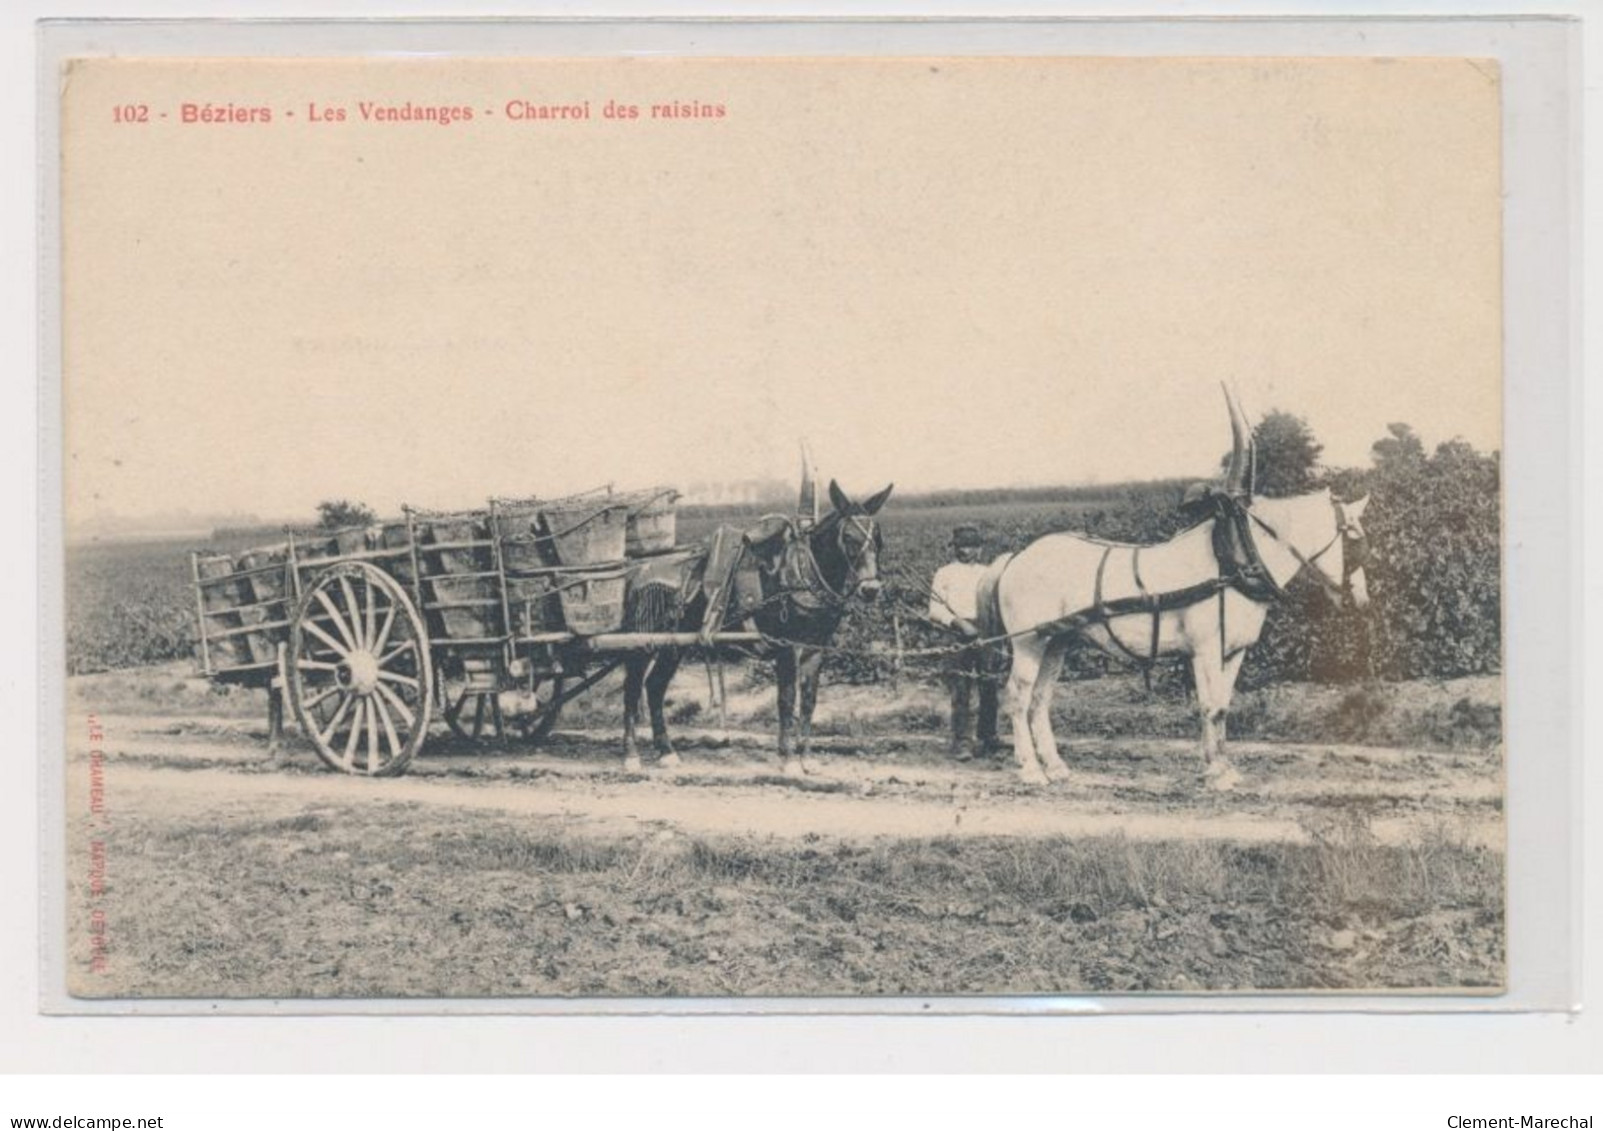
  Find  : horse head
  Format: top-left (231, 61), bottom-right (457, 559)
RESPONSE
top-left (1221, 385), bottom-right (1370, 608)
top-left (1332, 495), bottom-right (1371, 608)
top-left (813, 479), bottom-right (893, 600)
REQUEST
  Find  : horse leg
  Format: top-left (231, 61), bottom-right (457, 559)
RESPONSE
top-left (622, 657), bottom-right (645, 772)
top-left (1029, 637), bottom-right (1070, 782)
top-left (796, 648), bottom-right (825, 775)
top-left (775, 648), bottom-right (801, 775)
top-left (1190, 649), bottom-right (1243, 791)
top-left (1007, 636), bottom-right (1049, 786)
top-left (645, 650), bottom-right (684, 768)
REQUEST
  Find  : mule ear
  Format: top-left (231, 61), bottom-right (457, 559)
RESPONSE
top-left (862, 483), bottom-right (894, 515)
top-left (827, 479), bottom-right (851, 514)
top-left (1347, 495), bottom-right (1370, 520)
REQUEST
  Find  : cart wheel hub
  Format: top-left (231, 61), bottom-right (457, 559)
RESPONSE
top-left (346, 651), bottom-right (380, 694)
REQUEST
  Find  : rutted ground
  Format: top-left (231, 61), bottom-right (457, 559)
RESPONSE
top-left (60, 671), bottom-right (1505, 1000)
top-left (70, 715), bottom-right (1500, 849)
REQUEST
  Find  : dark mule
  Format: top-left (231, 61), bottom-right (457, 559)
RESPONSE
top-left (620, 479), bottom-right (893, 775)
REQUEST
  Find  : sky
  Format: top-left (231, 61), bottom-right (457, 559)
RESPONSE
top-left (61, 55), bottom-right (1501, 521)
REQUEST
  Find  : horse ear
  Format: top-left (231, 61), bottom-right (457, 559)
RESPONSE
top-left (862, 483), bottom-right (894, 515)
top-left (1347, 495), bottom-right (1370, 520)
top-left (827, 479), bottom-right (850, 514)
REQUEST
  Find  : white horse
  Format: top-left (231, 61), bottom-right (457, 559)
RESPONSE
top-left (987, 389), bottom-right (1371, 788)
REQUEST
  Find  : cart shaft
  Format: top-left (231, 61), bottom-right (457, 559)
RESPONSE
top-left (582, 632), bottom-right (764, 650)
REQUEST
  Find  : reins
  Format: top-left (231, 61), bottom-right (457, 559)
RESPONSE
top-left (724, 495), bottom-right (1365, 672)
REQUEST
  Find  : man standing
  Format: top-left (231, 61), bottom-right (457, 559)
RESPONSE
top-left (928, 525), bottom-right (1002, 760)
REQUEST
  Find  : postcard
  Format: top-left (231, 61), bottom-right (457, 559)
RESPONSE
top-left (58, 52), bottom-right (1506, 1001)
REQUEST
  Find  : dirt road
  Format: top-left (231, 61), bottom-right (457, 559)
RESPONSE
top-left (68, 711), bottom-right (1503, 851)
top-left (58, 702), bottom-right (1505, 999)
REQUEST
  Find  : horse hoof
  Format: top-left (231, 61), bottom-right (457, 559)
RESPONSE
top-left (782, 759), bottom-right (803, 777)
top-left (624, 755), bottom-right (643, 773)
top-left (1043, 762), bottom-right (1071, 783)
top-left (658, 752), bottom-right (683, 769)
top-left (1203, 764), bottom-right (1242, 792)
top-left (1017, 767), bottom-right (1049, 787)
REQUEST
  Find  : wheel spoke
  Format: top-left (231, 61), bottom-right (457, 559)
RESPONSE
top-left (301, 617), bottom-right (351, 660)
top-left (472, 694), bottom-right (487, 738)
top-left (377, 640), bottom-right (414, 669)
top-left (373, 693), bottom-right (402, 758)
top-left (298, 658), bottom-right (343, 673)
top-left (318, 693), bottom-right (354, 745)
top-left (377, 669), bottom-right (419, 690)
top-left (364, 581), bottom-right (378, 655)
top-left (343, 699), bottom-right (365, 767)
top-left (339, 577), bottom-right (365, 649)
top-left (314, 589), bottom-right (358, 651)
top-left (366, 697), bottom-right (381, 772)
top-left (301, 683), bottom-right (344, 714)
top-left (372, 602), bottom-right (397, 657)
top-left (375, 681), bottom-right (417, 732)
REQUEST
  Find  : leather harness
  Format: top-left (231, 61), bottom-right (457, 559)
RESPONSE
top-left (1035, 491), bottom-right (1350, 671)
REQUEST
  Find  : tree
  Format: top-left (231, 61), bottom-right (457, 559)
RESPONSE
top-left (1371, 422), bottom-right (1425, 470)
top-left (1250, 410), bottom-right (1323, 496)
top-left (316, 499), bottom-right (377, 531)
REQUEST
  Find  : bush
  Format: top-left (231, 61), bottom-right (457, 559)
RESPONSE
top-left (1242, 426), bottom-right (1500, 685)
top-left (317, 500), bottom-right (376, 530)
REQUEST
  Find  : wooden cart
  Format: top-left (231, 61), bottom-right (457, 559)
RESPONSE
top-left (191, 489), bottom-right (758, 777)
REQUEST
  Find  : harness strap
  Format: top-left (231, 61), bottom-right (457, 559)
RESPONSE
top-left (1132, 546), bottom-right (1159, 665)
top-left (1034, 577), bottom-right (1232, 642)
top-left (1246, 511), bottom-right (1343, 601)
top-left (1091, 545), bottom-right (1159, 672)
top-left (1219, 588), bottom-right (1228, 661)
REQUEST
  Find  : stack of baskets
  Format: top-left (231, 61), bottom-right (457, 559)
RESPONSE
top-left (191, 485), bottom-right (689, 671)
top-left (193, 543), bottom-right (293, 673)
top-left (496, 485), bottom-right (680, 638)
top-left (410, 510), bottom-right (504, 642)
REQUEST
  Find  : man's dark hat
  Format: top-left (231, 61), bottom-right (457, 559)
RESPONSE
top-left (952, 524), bottom-right (984, 548)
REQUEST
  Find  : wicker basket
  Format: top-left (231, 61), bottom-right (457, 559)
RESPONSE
top-left (337, 527), bottom-right (372, 556)
top-left (370, 523), bottom-right (415, 583)
top-left (426, 574), bottom-right (500, 639)
top-left (197, 554), bottom-right (249, 612)
top-left (237, 548), bottom-right (289, 603)
top-left (506, 575), bottom-right (564, 637)
top-left (495, 505), bottom-right (550, 572)
top-left (204, 628), bottom-right (250, 671)
top-left (295, 536), bottom-right (341, 562)
top-left (623, 489), bottom-right (679, 556)
top-left (418, 514), bottom-right (492, 575)
top-left (552, 565), bottom-right (628, 635)
top-left (237, 606), bottom-right (285, 665)
top-left (535, 504), bottom-right (628, 567)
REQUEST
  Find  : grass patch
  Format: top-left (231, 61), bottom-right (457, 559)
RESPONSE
top-left (74, 802), bottom-right (1504, 999)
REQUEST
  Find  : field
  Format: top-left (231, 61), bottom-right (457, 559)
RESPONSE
top-left (60, 494), bottom-right (1506, 999)
top-left (64, 662), bottom-right (1503, 999)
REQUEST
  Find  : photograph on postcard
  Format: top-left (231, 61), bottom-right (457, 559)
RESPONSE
top-left (59, 54), bottom-right (1505, 999)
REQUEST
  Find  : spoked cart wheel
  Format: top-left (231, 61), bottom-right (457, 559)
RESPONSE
top-left (289, 562), bottom-right (433, 776)
top-left (442, 674), bottom-right (566, 746)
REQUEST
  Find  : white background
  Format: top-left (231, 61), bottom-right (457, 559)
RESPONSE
top-left (6, 0), bottom-right (1599, 1115)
